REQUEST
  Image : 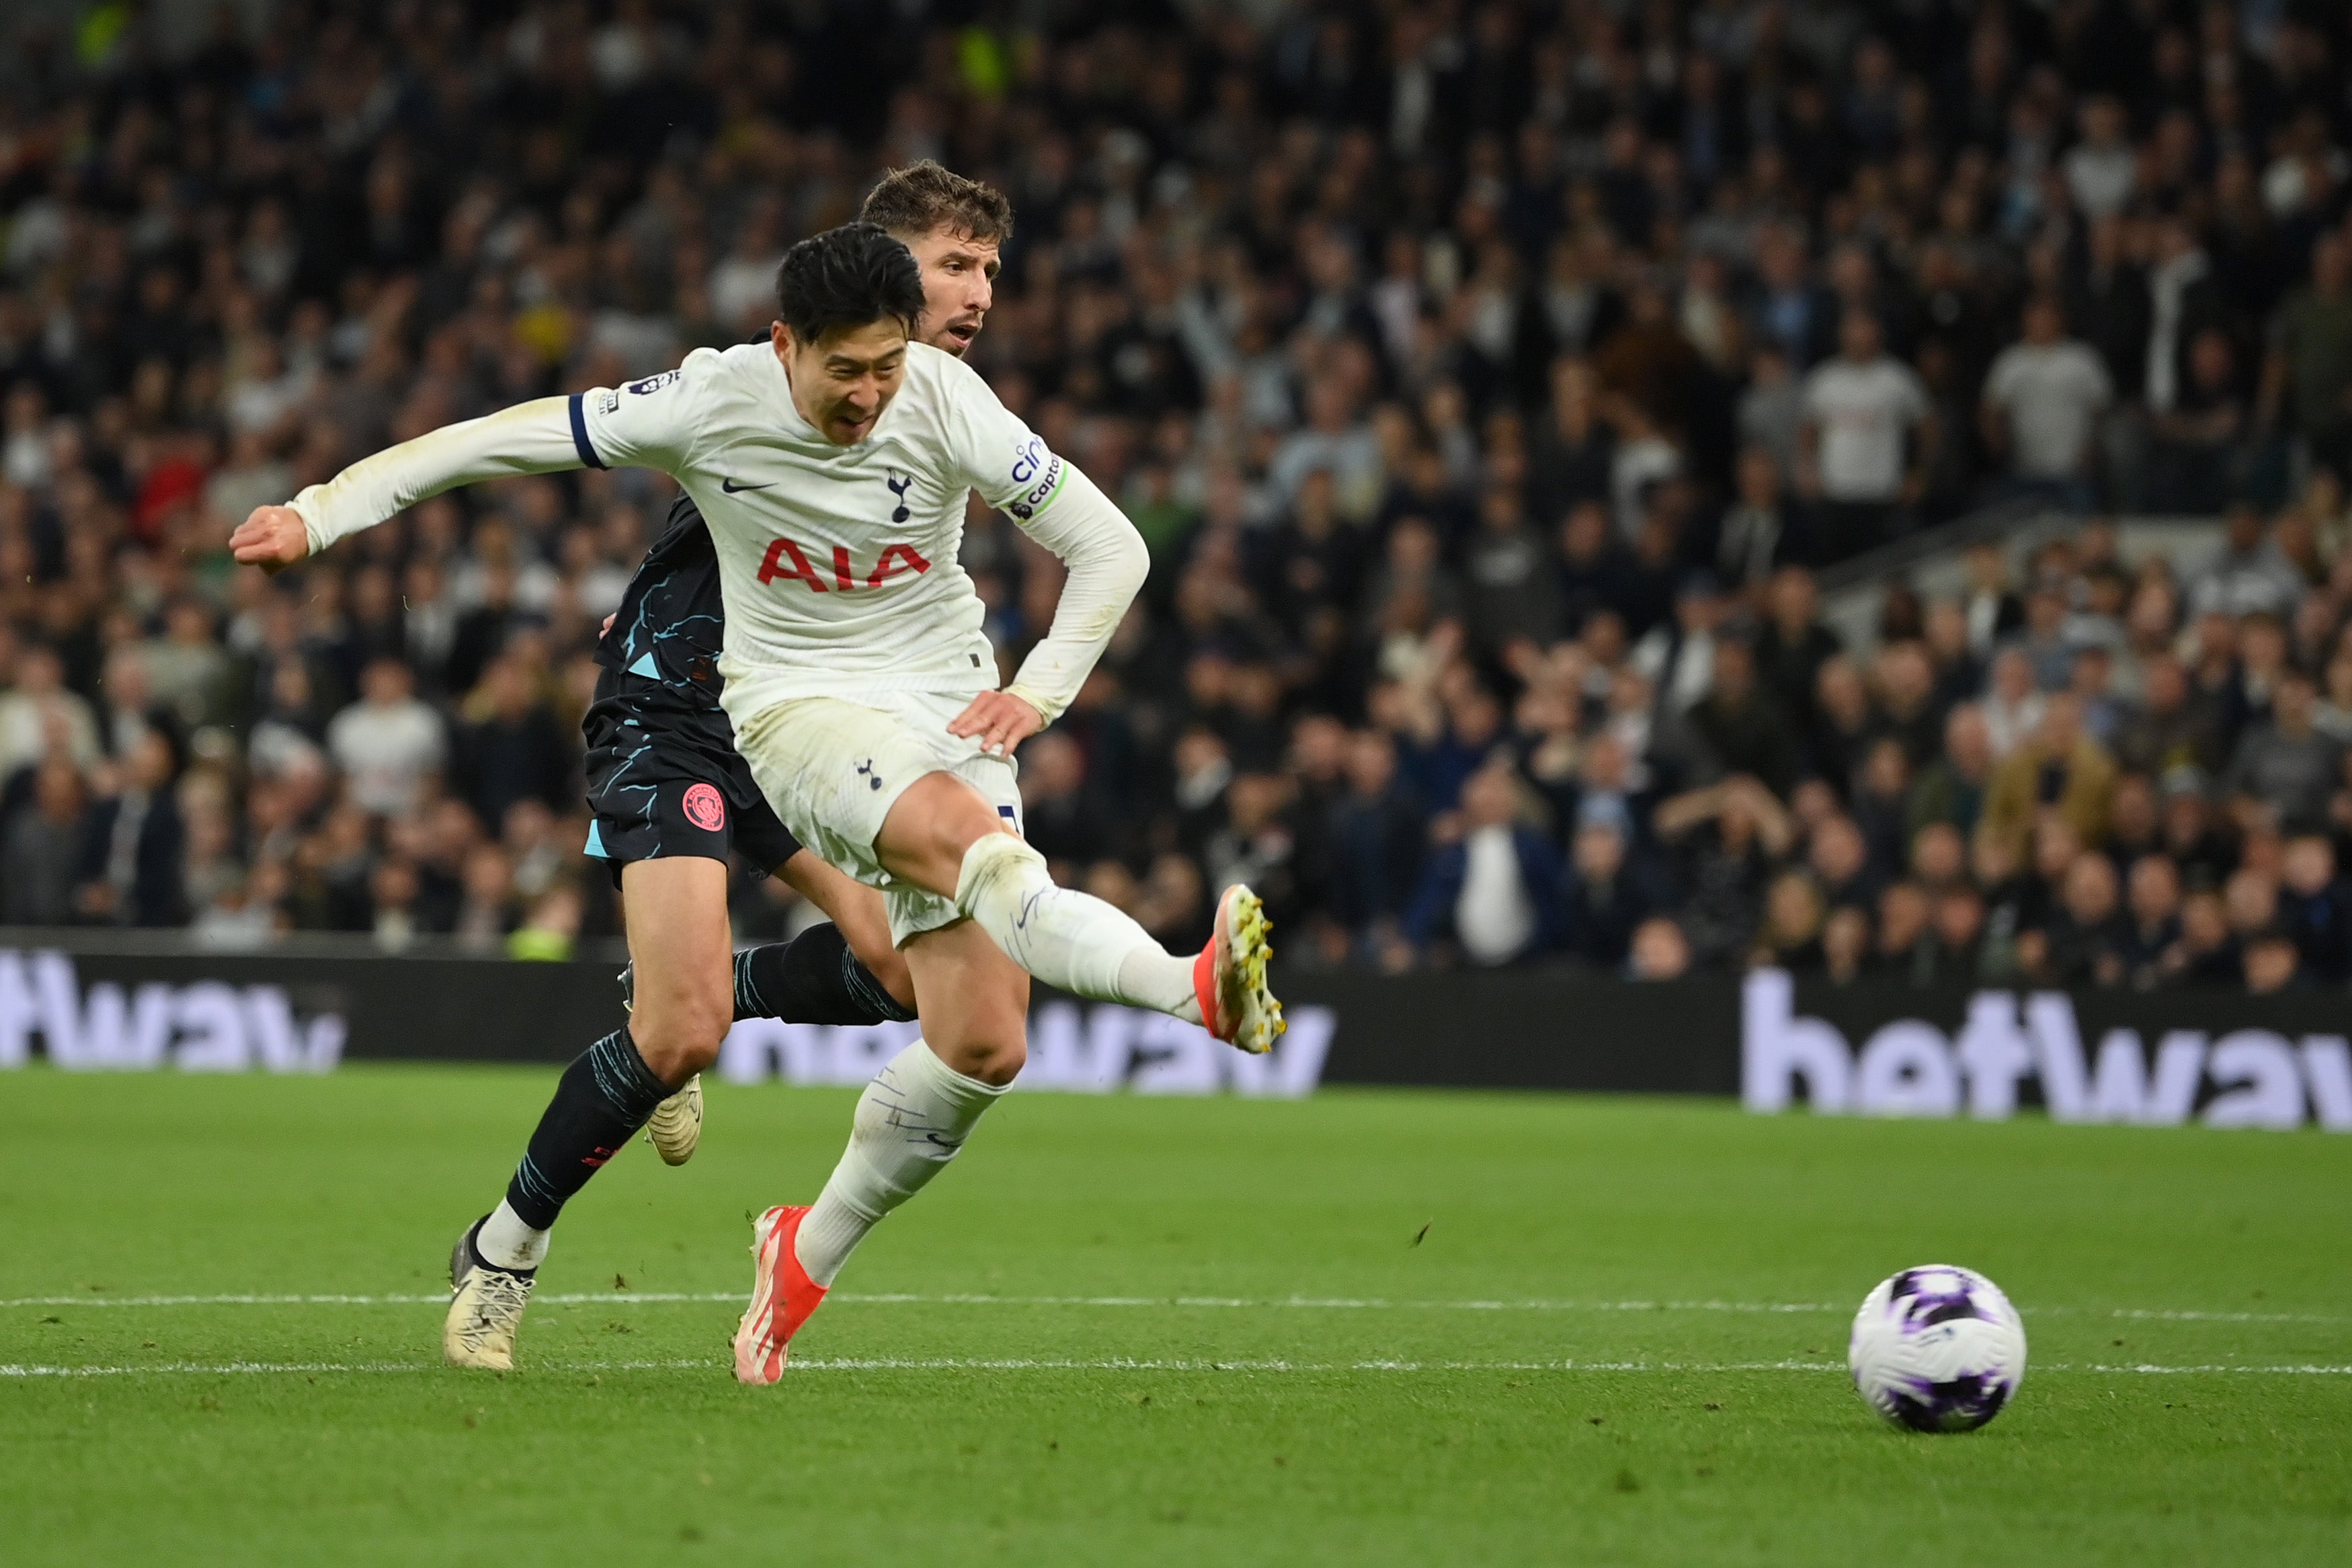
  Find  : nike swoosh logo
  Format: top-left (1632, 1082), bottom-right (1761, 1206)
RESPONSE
top-left (721, 477), bottom-right (774, 493)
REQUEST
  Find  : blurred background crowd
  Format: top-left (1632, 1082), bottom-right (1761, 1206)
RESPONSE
top-left (6, 0), bottom-right (2352, 996)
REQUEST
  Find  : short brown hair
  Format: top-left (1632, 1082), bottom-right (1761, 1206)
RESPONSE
top-left (858, 159), bottom-right (1013, 245)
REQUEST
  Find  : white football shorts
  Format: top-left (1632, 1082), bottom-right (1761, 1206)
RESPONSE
top-left (731, 689), bottom-right (1024, 946)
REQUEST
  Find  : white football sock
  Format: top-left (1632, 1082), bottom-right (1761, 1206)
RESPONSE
top-left (955, 833), bottom-right (1201, 1020)
top-left (477, 1199), bottom-right (550, 1271)
top-left (794, 1040), bottom-right (1006, 1286)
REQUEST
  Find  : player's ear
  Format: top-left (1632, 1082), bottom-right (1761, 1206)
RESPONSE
top-left (769, 320), bottom-right (793, 357)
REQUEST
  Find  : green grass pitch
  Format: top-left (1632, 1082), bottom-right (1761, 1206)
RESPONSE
top-left (3, 1065), bottom-right (2348, 1565)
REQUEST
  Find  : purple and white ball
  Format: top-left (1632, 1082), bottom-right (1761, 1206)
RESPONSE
top-left (1847, 1265), bottom-right (2027, 1432)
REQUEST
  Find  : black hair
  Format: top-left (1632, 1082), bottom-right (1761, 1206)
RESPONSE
top-left (774, 222), bottom-right (926, 345)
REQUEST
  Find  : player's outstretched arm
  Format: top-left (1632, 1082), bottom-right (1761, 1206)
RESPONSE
top-left (235, 396), bottom-right (596, 563)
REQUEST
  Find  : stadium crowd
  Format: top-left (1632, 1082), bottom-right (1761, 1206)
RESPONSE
top-left (5, 1), bottom-right (2352, 995)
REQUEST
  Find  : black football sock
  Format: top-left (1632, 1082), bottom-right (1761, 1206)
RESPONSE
top-left (733, 923), bottom-right (916, 1025)
top-left (503, 1026), bottom-right (677, 1231)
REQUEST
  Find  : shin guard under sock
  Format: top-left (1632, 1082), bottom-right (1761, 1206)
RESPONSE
top-left (503, 1027), bottom-right (676, 1231)
top-left (793, 1040), bottom-right (1003, 1285)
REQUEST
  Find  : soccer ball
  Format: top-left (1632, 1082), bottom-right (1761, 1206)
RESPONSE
top-left (1847, 1264), bottom-right (2027, 1432)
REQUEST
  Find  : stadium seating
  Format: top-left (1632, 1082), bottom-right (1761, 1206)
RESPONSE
top-left (4, 0), bottom-right (2352, 1000)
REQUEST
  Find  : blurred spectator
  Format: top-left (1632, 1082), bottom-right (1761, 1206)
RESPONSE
top-left (452, 843), bottom-right (517, 950)
top-left (1980, 296), bottom-right (2111, 512)
top-left (2113, 655), bottom-right (2222, 778)
top-left (1463, 485), bottom-right (1562, 658)
top-left (1822, 905), bottom-right (1871, 986)
top-left (2262, 235), bottom-right (2352, 481)
top-left (327, 659), bottom-right (445, 819)
top-left (1406, 761), bottom-right (1559, 967)
top-left (1, 755), bottom-right (88, 925)
top-left (1684, 641), bottom-right (1799, 796)
top-left (2223, 671), bottom-right (2341, 827)
top-left (2029, 854), bottom-right (2130, 987)
top-left (2187, 505), bottom-right (2306, 620)
top-left (1557, 797), bottom-right (1660, 973)
top-left (2062, 97), bottom-right (2138, 220)
top-left (1627, 916), bottom-right (1692, 982)
top-left (2166, 888), bottom-right (2240, 987)
top-left (455, 655), bottom-right (571, 829)
top-left (2151, 327), bottom-right (2249, 515)
top-left (1797, 313), bottom-right (1931, 559)
top-left (2279, 833), bottom-right (2352, 985)
top-left (1326, 729), bottom-right (1424, 954)
top-left (1020, 732), bottom-right (1108, 871)
top-left (1656, 776), bottom-right (1795, 968)
top-left (1981, 649), bottom-right (2050, 759)
top-left (2120, 855), bottom-right (2183, 989)
top-left (1752, 870), bottom-right (1828, 973)
top-left (2244, 926), bottom-right (2307, 995)
top-left (1753, 567), bottom-right (1840, 732)
top-left (1982, 697), bottom-right (2116, 861)
top-left (0, 645), bottom-right (100, 778)
top-left (76, 728), bottom-right (186, 927)
top-left (1716, 446), bottom-right (1804, 589)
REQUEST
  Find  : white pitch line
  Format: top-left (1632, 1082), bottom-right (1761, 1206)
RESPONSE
top-left (5, 1357), bottom-right (2351, 1380)
top-left (1, 1290), bottom-right (2340, 1324)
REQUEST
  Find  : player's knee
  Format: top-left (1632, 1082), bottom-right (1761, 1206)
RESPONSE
top-left (629, 986), bottom-right (731, 1081)
top-left (926, 987), bottom-right (1029, 1087)
top-left (952, 1030), bottom-right (1025, 1088)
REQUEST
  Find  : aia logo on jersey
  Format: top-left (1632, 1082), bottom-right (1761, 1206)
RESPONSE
top-left (757, 536), bottom-right (931, 591)
top-left (682, 782), bottom-right (727, 832)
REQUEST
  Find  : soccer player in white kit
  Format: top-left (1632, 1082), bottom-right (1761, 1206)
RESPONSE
top-left (231, 221), bottom-right (1282, 1384)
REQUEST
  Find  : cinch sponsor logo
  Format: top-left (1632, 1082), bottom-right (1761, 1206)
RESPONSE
top-left (717, 1001), bottom-right (1334, 1098)
top-left (1740, 968), bottom-right (2352, 1131)
top-left (1009, 438), bottom-right (1049, 486)
top-left (1008, 456), bottom-right (1063, 520)
top-left (0, 950), bottom-right (344, 1073)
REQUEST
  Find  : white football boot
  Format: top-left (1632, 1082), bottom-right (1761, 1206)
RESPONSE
top-left (444, 1217), bottom-right (536, 1371)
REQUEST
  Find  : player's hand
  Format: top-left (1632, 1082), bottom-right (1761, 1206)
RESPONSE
top-left (948, 691), bottom-right (1043, 757)
top-left (229, 505), bottom-right (312, 574)
top-left (600, 612), bottom-right (617, 638)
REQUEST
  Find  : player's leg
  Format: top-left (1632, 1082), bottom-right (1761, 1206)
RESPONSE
top-left (629, 809), bottom-right (916, 1161)
top-left (725, 849), bottom-right (917, 1022)
top-left (730, 694), bottom-right (1279, 1051)
top-left (446, 856), bottom-right (727, 1370)
top-left (733, 919), bottom-right (1023, 1384)
top-left (877, 770), bottom-right (1281, 1051)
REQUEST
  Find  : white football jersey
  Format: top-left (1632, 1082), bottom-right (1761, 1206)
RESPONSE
top-left (575, 341), bottom-right (1066, 719)
top-left (290, 337), bottom-right (1143, 728)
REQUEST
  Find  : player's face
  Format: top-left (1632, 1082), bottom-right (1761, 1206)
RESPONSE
top-left (774, 318), bottom-right (908, 445)
top-left (900, 226), bottom-right (1000, 357)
